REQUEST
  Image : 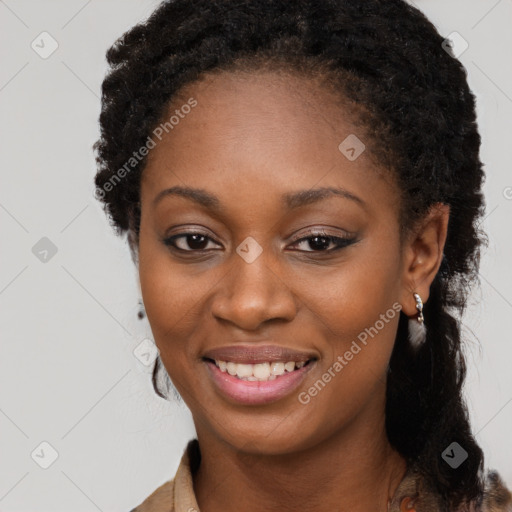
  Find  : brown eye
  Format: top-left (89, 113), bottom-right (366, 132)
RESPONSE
top-left (163, 232), bottom-right (220, 252)
top-left (289, 230), bottom-right (357, 253)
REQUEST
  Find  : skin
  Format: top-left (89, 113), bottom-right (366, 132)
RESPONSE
top-left (136, 70), bottom-right (450, 512)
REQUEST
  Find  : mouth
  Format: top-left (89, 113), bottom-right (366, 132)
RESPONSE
top-left (203, 358), bottom-right (314, 382)
top-left (201, 345), bottom-right (318, 405)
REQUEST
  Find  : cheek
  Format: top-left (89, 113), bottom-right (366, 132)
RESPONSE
top-left (290, 263), bottom-right (401, 442)
top-left (138, 244), bottom-right (209, 400)
top-left (293, 236), bottom-right (402, 390)
top-left (295, 242), bottom-right (401, 344)
top-left (137, 226), bottom-right (208, 361)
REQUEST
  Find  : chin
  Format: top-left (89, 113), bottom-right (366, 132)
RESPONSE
top-left (198, 408), bottom-right (320, 456)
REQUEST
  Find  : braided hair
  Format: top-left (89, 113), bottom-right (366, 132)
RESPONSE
top-left (93, 1), bottom-right (488, 508)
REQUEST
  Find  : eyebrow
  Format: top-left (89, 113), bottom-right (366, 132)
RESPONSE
top-left (152, 185), bottom-right (366, 211)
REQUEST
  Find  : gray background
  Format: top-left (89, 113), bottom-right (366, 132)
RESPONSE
top-left (1, 0), bottom-right (511, 510)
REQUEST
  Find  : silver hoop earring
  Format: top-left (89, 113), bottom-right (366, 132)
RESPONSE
top-left (408, 292), bottom-right (427, 350)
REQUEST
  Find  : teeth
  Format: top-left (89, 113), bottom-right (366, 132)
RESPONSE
top-left (254, 362), bottom-right (270, 379)
top-left (236, 364), bottom-right (254, 378)
top-left (270, 362), bottom-right (285, 376)
top-left (213, 359), bottom-right (308, 381)
top-left (284, 361), bottom-right (295, 372)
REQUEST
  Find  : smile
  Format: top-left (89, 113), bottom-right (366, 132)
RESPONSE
top-left (211, 359), bottom-right (308, 381)
top-left (203, 357), bottom-right (316, 405)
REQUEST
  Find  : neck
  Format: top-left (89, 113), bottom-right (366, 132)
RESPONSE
top-left (193, 398), bottom-right (407, 512)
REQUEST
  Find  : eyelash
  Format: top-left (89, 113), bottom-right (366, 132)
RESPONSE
top-left (162, 229), bottom-right (357, 254)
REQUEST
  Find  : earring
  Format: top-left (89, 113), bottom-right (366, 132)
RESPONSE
top-left (152, 354), bottom-right (173, 401)
top-left (137, 298), bottom-right (146, 320)
top-left (408, 292), bottom-right (426, 349)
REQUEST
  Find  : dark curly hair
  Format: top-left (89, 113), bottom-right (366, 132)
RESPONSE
top-left (93, 0), bottom-right (489, 508)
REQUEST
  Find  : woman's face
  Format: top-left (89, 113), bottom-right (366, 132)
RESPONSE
top-left (138, 70), bottom-right (409, 454)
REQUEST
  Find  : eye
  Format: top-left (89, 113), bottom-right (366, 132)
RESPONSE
top-left (163, 232), bottom-right (221, 252)
top-left (162, 229), bottom-right (358, 254)
top-left (288, 229), bottom-right (357, 253)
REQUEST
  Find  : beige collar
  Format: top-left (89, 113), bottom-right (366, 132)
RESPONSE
top-left (131, 438), bottom-right (512, 512)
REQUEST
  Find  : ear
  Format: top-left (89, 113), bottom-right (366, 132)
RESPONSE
top-left (399, 202), bottom-right (450, 317)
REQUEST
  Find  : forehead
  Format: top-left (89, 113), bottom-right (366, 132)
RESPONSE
top-left (141, 69), bottom-right (399, 218)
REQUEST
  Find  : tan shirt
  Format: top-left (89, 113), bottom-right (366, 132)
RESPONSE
top-left (130, 439), bottom-right (512, 512)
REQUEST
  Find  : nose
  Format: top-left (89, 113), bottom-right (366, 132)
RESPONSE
top-left (211, 248), bottom-right (298, 331)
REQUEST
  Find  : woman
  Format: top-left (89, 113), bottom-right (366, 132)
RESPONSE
top-left (93, 0), bottom-right (512, 510)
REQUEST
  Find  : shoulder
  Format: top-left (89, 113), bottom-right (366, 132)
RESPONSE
top-left (128, 439), bottom-right (200, 512)
top-left (129, 478), bottom-right (175, 512)
top-left (390, 467), bottom-right (512, 512)
top-left (479, 470), bottom-right (512, 512)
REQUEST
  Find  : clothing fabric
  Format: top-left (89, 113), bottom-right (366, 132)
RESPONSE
top-left (130, 439), bottom-right (512, 512)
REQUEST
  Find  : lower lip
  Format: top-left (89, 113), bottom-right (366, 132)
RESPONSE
top-left (204, 360), bottom-right (315, 405)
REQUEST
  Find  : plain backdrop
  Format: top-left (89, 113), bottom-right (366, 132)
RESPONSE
top-left (0, 1), bottom-right (511, 510)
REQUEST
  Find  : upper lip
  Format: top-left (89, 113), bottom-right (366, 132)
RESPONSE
top-left (202, 344), bottom-right (317, 364)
